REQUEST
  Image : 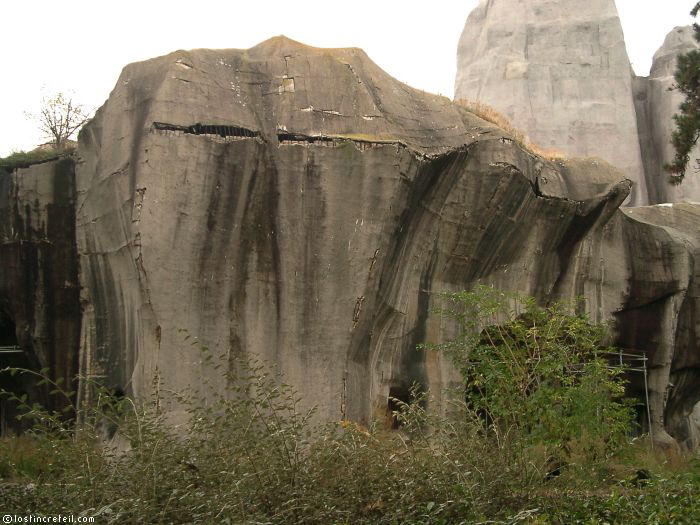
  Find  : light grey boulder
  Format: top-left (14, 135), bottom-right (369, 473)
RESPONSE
top-left (455, 0), bottom-right (648, 206)
top-left (70, 37), bottom-right (699, 448)
top-left (578, 202), bottom-right (700, 450)
top-left (634, 26), bottom-right (700, 203)
top-left (74, 36), bottom-right (634, 426)
top-left (2, 37), bottom-right (699, 450)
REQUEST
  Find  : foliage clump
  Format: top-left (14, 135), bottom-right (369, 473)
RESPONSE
top-left (426, 286), bottom-right (635, 471)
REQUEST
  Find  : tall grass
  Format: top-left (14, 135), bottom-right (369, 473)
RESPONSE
top-left (1, 291), bottom-right (699, 523)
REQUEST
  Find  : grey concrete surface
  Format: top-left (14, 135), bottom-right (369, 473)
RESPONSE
top-left (634, 26), bottom-right (700, 203)
top-left (455, 0), bottom-right (648, 206)
top-left (1, 37), bottom-right (698, 449)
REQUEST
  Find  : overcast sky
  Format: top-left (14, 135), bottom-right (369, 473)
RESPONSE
top-left (0, 0), bottom-right (696, 157)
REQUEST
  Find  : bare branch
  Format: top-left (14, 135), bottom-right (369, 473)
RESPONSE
top-left (26, 91), bottom-right (92, 150)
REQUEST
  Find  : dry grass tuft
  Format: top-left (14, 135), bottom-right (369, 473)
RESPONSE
top-left (456, 98), bottom-right (566, 161)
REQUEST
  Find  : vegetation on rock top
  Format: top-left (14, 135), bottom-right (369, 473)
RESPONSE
top-left (0, 148), bottom-right (73, 171)
top-left (456, 99), bottom-right (566, 161)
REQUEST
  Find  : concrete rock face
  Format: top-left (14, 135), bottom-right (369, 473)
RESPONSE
top-left (74, 37), bottom-right (479, 424)
top-left (455, 0), bottom-right (648, 206)
top-left (634, 26), bottom-right (700, 203)
top-left (581, 203), bottom-right (700, 449)
top-left (618, 204), bottom-right (700, 449)
top-left (1, 37), bottom-right (699, 448)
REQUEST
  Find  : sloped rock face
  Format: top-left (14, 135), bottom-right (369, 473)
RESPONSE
top-left (70, 37), bottom-right (700, 447)
top-left (619, 204), bottom-right (700, 449)
top-left (0, 159), bottom-right (81, 430)
top-left (563, 203), bottom-right (700, 448)
top-left (74, 36), bottom-right (625, 423)
top-left (454, 0), bottom-right (648, 206)
top-left (634, 26), bottom-right (700, 203)
top-left (75, 37), bottom-right (480, 423)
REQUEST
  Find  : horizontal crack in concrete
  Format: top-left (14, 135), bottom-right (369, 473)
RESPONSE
top-left (152, 122), bottom-right (259, 139)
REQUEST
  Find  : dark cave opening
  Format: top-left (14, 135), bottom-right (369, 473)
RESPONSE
top-left (386, 385), bottom-right (412, 430)
top-left (0, 312), bottom-right (17, 346)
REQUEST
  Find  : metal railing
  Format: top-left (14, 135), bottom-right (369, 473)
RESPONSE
top-left (0, 345), bottom-right (23, 354)
top-left (601, 350), bottom-right (653, 447)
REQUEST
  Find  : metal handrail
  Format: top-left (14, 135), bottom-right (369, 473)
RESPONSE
top-left (598, 351), bottom-right (649, 360)
top-left (0, 345), bottom-right (23, 354)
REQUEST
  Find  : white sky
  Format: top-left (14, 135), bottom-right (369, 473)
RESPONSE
top-left (0, 0), bottom-right (696, 157)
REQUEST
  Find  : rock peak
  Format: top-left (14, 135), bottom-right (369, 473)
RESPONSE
top-left (248, 35), bottom-right (368, 61)
top-left (455, 0), bottom-right (648, 205)
top-left (103, 36), bottom-right (472, 157)
top-left (634, 25), bottom-right (700, 203)
top-left (249, 35), bottom-right (324, 56)
top-left (650, 25), bottom-right (699, 78)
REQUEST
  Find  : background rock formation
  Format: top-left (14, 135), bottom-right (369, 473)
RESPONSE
top-left (1, 37), bottom-right (698, 449)
top-left (0, 159), bottom-right (81, 432)
top-left (634, 26), bottom-right (700, 203)
top-left (454, 0), bottom-right (648, 206)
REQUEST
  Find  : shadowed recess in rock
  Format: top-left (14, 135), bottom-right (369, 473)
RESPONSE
top-left (153, 122), bottom-right (260, 138)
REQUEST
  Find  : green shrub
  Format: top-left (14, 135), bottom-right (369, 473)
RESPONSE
top-left (423, 286), bottom-right (636, 479)
top-left (0, 148), bottom-right (72, 170)
top-left (1, 356), bottom-right (519, 522)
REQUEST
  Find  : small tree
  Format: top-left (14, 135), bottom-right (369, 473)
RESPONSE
top-left (665, 3), bottom-right (700, 184)
top-left (27, 92), bottom-right (91, 151)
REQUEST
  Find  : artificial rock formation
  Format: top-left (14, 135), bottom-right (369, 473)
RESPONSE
top-left (634, 26), bottom-right (700, 204)
top-left (1, 37), bottom-right (699, 448)
top-left (0, 158), bottom-right (81, 431)
top-left (617, 203), bottom-right (700, 449)
top-left (454, 0), bottom-right (648, 206)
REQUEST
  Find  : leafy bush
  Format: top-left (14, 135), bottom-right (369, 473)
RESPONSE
top-left (424, 286), bottom-right (635, 479)
top-left (0, 354), bottom-right (528, 522)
